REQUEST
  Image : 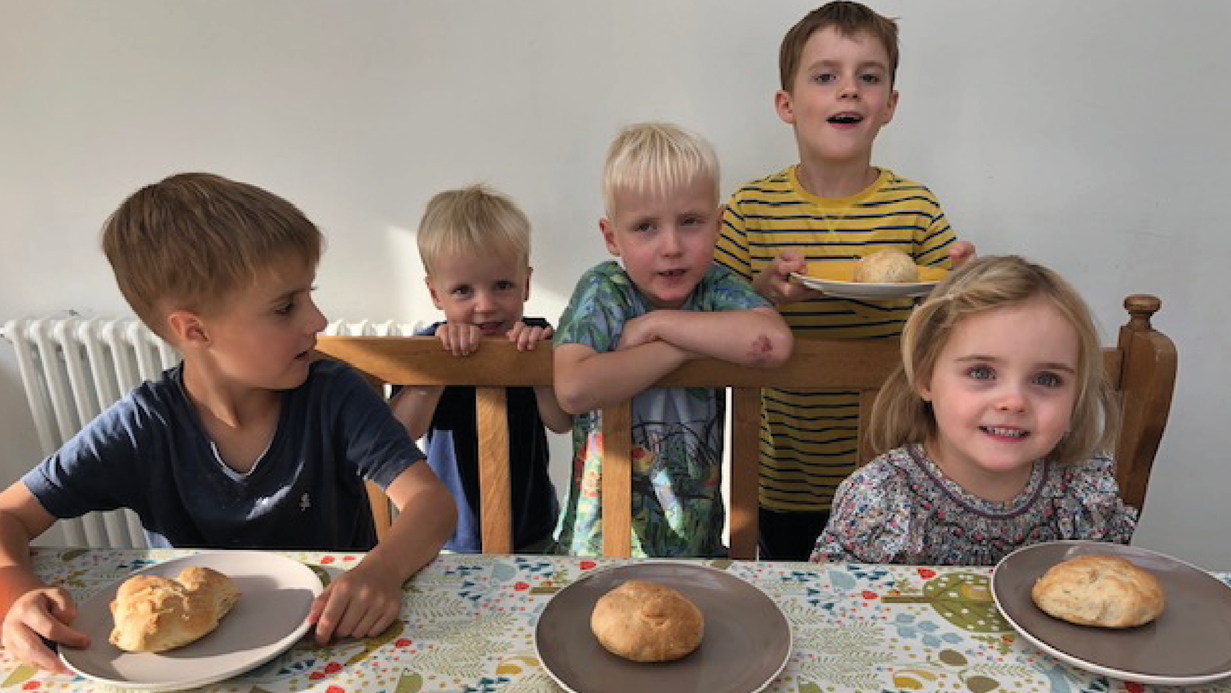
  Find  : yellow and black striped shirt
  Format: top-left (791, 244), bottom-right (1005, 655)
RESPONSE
top-left (715, 166), bottom-right (956, 512)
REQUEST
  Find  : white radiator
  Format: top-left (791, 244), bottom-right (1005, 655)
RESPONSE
top-left (1, 314), bottom-right (420, 548)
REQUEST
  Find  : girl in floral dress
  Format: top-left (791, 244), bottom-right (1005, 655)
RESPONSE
top-left (810, 255), bottom-right (1136, 565)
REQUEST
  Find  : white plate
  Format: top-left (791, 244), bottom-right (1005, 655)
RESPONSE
top-left (534, 562), bottom-right (792, 693)
top-left (992, 540), bottom-right (1231, 687)
top-left (59, 551), bottom-right (322, 691)
top-left (790, 271), bottom-right (940, 300)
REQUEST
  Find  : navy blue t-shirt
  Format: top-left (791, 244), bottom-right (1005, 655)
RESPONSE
top-left (23, 359), bottom-right (423, 550)
top-left (416, 319), bottom-right (559, 552)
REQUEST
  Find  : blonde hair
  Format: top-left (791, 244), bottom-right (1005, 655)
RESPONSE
top-left (101, 172), bottom-right (324, 341)
top-left (416, 184), bottom-right (531, 275)
top-left (870, 255), bottom-right (1118, 464)
top-left (601, 122), bottom-right (720, 218)
top-left (780, 1), bottom-right (900, 91)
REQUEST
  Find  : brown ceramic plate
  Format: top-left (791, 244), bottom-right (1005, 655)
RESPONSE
top-left (534, 562), bottom-right (791, 693)
top-left (992, 540), bottom-right (1231, 686)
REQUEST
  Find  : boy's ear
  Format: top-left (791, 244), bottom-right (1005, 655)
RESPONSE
top-left (599, 218), bottom-right (621, 256)
top-left (167, 310), bottom-right (208, 349)
top-left (881, 89), bottom-right (900, 125)
top-left (425, 275), bottom-right (445, 310)
top-left (774, 89), bottom-right (796, 125)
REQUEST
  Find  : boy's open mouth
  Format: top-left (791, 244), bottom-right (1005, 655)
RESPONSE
top-left (828, 113), bottom-right (863, 124)
top-left (659, 269), bottom-right (687, 278)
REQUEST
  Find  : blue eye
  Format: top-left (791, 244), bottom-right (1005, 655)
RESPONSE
top-left (1034, 372), bottom-right (1062, 388)
top-left (859, 73), bottom-right (881, 84)
top-left (496, 280), bottom-right (516, 291)
top-left (967, 365), bottom-right (994, 381)
top-left (814, 73), bottom-right (836, 84)
top-left (451, 286), bottom-right (472, 298)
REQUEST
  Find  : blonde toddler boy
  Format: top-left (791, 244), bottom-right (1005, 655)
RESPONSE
top-left (553, 123), bottom-right (793, 557)
top-left (390, 184), bottom-right (570, 553)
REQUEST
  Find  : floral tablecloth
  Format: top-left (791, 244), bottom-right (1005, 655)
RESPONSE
top-left (2, 549), bottom-right (1228, 692)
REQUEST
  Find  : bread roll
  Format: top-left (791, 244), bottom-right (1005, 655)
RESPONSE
top-left (852, 248), bottom-right (919, 283)
top-left (590, 579), bottom-right (703, 662)
top-left (110, 566), bottom-right (241, 652)
top-left (1031, 555), bottom-right (1164, 628)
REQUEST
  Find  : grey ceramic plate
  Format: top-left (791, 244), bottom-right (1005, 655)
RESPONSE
top-left (534, 562), bottom-right (791, 693)
top-left (59, 551), bottom-right (322, 691)
top-left (992, 540), bottom-right (1231, 686)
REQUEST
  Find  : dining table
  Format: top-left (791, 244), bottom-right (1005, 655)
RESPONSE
top-left (2, 547), bottom-right (1228, 693)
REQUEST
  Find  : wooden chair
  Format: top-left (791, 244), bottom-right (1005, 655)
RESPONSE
top-left (316, 293), bottom-right (1175, 559)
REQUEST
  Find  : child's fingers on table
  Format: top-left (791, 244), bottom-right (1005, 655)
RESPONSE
top-left (307, 585), bottom-right (339, 642)
top-left (5, 623), bottom-right (67, 673)
top-left (353, 602), bottom-right (397, 639)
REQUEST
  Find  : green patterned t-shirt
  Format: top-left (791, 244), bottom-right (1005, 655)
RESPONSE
top-left (552, 260), bottom-right (771, 557)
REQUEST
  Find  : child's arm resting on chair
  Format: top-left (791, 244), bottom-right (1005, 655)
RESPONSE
top-left (554, 339), bottom-right (693, 415)
top-left (618, 307), bottom-right (792, 368)
top-left (553, 307), bottom-right (792, 416)
top-left (306, 462), bottom-right (455, 643)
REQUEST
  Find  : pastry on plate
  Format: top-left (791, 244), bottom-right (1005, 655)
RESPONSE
top-left (590, 579), bottom-right (703, 662)
top-left (1031, 554), bottom-right (1164, 628)
top-left (852, 248), bottom-right (919, 283)
top-left (110, 566), bottom-right (241, 652)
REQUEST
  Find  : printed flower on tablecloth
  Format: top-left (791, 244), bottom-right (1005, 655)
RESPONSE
top-left (891, 613), bottom-right (964, 648)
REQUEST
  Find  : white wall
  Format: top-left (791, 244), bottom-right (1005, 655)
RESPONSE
top-left (2, 1), bottom-right (1228, 567)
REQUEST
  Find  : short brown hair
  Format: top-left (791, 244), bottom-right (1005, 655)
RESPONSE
top-left (416, 184), bottom-right (531, 275)
top-left (101, 172), bottom-right (324, 340)
top-left (869, 255), bottom-right (1118, 465)
top-left (779, 1), bottom-right (900, 92)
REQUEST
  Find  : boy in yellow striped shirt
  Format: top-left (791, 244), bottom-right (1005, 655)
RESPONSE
top-left (715, 1), bottom-right (975, 559)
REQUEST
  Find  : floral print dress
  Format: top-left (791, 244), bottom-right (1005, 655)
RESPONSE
top-left (810, 444), bottom-right (1137, 565)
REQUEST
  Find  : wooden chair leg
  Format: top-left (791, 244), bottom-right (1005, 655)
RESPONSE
top-left (601, 402), bottom-right (633, 557)
top-left (477, 387), bottom-right (513, 554)
top-left (729, 387), bottom-right (760, 559)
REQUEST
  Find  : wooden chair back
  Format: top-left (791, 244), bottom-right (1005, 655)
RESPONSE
top-left (316, 293), bottom-right (1175, 559)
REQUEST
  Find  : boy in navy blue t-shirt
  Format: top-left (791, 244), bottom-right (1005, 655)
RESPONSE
top-left (0, 173), bottom-right (456, 672)
top-left (391, 185), bottom-right (570, 553)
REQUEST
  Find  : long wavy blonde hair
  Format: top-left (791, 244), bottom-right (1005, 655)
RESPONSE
top-left (869, 255), bottom-right (1118, 464)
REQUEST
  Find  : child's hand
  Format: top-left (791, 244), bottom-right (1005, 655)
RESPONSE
top-left (754, 250), bottom-right (822, 304)
top-left (615, 313), bottom-right (660, 351)
top-left (306, 556), bottom-right (403, 645)
top-left (949, 241), bottom-right (977, 268)
top-left (435, 322), bottom-right (483, 356)
top-left (507, 321), bottom-right (553, 351)
top-left (1, 587), bottom-right (89, 673)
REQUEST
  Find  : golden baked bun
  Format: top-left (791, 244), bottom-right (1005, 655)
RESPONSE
top-left (110, 566), bottom-right (241, 652)
top-left (852, 248), bottom-right (919, 283)
top-left (590, 579), bottom-right (703, 662)
top-left (1031, 555), bottom-right (1164, 628)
